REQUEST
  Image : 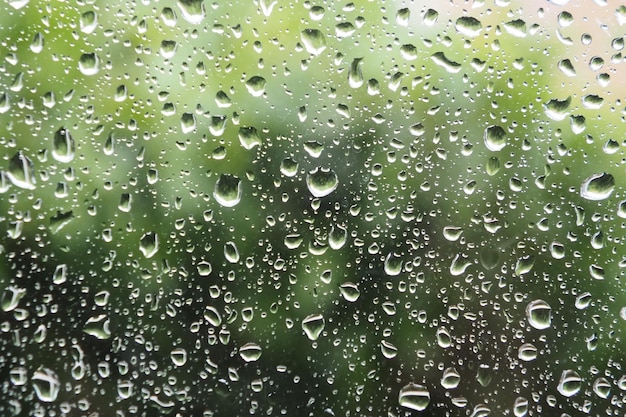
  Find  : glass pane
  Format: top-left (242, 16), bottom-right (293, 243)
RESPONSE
top-left (1, 1), bottom-right (625, 416)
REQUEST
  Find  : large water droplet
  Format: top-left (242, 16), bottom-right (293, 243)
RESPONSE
top-left (245, 76), bottom-right (266, 97)
top-left (436, 327), bottom-right (452, 348)
top-left (239, 343), bottom-right (262, 362)
top-left (398, 383), bottom-right (430, 411)
top-left (518, 343), bottom-right (538, 361)
top-left (224, 241), bottom-right (240, 263)
top-left (302, 314), bottom-right (325, 340)
top-left (450, 254), bottom-right (471, 276)
top-left (484, 125), bottom-right (507, 151)
top-left (83, 314), bottom-right (111, 339)
top-left (170, 348), bottom-right (187, 367)
top-left (384, 252), bottom-right (403, 276)
top-left (52, 127), bottom-right (75, 162)
top-left (214, 174), bottom-right (242, 207)
top-left (301, 29), bottom-right (326, 56)
top-left (557, 370), bottom-right (582, 397)
top-left (441, 367), bottom-right (461, 389)
top-left (593, 377), bottom-right (611, 399)
top-left (80, 11), bottom-right (98, 33)
top-left (177, 0), bottom-right (205, 24)
top-left (139, 232), bottom-right (159, 258)
top-left (7, 151), bottom-right (36, 190)
top-left (580, 172), bottom-right (615, 201)
top-left (78, 53), bottom-right (100, 76)
top-left (544, 96), bottom-right (571, 121)
top-left (513, 397), bottom-right (528, 417)
top-left (431, 52), bottom-right (462, 73)
top-left (32, 368), bottom-right (60, 402)
top-left (238, 126), bottom-right (261, 150)
top-left (380, 340), bottom-right (398, 359)
top-left (306, 168), bottom-right (338, 197)
top-left (328, 224), bottom-right (347, 249)
top-left (159, 40), bottom-right (178, 58)
top-left (339, 282), bottom-right (360, 302)
top-left (526, 300), bottom-right (552, 330)
top-left (204, 306), bottom-right (222, 326)
top-left (52, 264), bottom-right (67, 285)
top-left (1, 286), bottom-right (26, 312)
top-left (455, 16), bottom-right (482, 37)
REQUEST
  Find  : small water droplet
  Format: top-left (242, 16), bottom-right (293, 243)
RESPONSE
top-left (398, 383), bottom-right (430, 411)
top-left (52, 264), bottom-right (67, 285)
top-left (214, 174), bottom-right (242, 207)
top-left (580, 172), bottom-right (615, 201)
top-left (526, 300), bottom-right (551, 330)
top-left (302, 314), bottom-right (325, 340)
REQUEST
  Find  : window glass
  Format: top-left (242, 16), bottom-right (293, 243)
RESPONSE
top-left (1, 1), bottom-right (625, 416)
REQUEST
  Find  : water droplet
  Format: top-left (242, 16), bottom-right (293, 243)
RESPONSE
top-left (1, 286), bottom-right (26, 312)
top-left (396, 8), bottom-right (410, 26)
top-left (348, 57), bottom-right (364, 88)
top-left (329, 224), bottom-right (347, 249)
top-left (450, 254), bottom-right (471, 276)
top-left (52, 264), bottom-right (67, 285)
top-left (181, 112), bottom-right (196, 133)
top-left (83, 314), bottom-right (111, 339)
top-left (580, 172), bottom-right (614, 201)
top-left (170, 348), bottom-right (187, 367)
top-left (280, 158), bottom-right (299, 177)
top-left (224, 241), bottom-right (240, 263)
top-left (215, 90), bottom-right (231, 108)
top-left (380, 340), bottom-right (398, 358)
top-left (423, 9), bottom-right (439, 26)
top-left (503, 19), bottom-right (527, 37)
top-left (159, 40), bottom-right (178, 58)
top-left (30, 32), bottom-right (44, 53)
top-left (436, 327), bottom-right (452, 348)
top-left (197, 261), bottom-right (212, 276)
top-left (557, 370), bottom-right (582, 397)
top-left (32, 368), bottom-right (60, 402)
top-left (575, 292), bottom-right (592, 309)
top-left (431, 52), bottom-right (462, 73)
top-left (245, 76), bottom-right (266, 97)
top-left (239, 343), bottom-right (262, 362)
top-left (238, 126), bottom-right (261, 150)
top-left (80, 11), bottom-right (98, 33)
top-left (301, 29), bottom-right (326, 56)
top-left (78, 53), bottom-right (100, 76)
top-left (0, 92), bottom-right (10, 113)
top-left (7, 151), bottom-right (36, 190)
top-left (384, 252), bottom-right (403, 276)
top-left (513, 397), bottom-right (528, 417)
top-left (177, 0), bottom-right (205, 24)
top-left (139, 232), bottom-right (159, 258)
top-left (339, 282), bottom-right (360, 302)
top-left (484, 125), bottom-right (507, 151)
top-left (514, 255), bottom-right (534, 276)
top-left (582, 94), bottom-right (604, 109)
top-left (94, 290), bottom-right (110, 306)
top-left (118, 193), bottom-right (132, 212)
top-left (486, 156), bottom-right (500, 176)
top-left (400, 44), bottom-right (418, 60)
top-left (443, 226), bottom-right (463, 242)
top-left (526, 299), bottom-right (552, 330)
top-left (518, 343), bottom-right (538, 361)
top-left (336, 22), bottom-right (355, 38)
top-left (204, 306), bottom-right (222, 326)
top-left (455, 16), bottom-right (482, 37)
top-left (302, 314), bottom-right (325, 340)
top-left (214, 174), bottom-right (242, 207)
top-left (306, 168), bottom-right (338, 198)
top-left (309, 5), bottom-right (325, 20)
top-left (593, 377), bottom-right (611, 399)
top-left (398, 383), bottom-right (430, 411)
top-left (544, 96), bottom-right (571, 121)
top-left (441, 367), bottom-right (461, 389)
top-left (117, 380), bottom-right (133, 399)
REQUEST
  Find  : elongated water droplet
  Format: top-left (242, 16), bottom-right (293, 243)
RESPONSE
top-left (52, 264), bottom-right (67, 285)
top-left (443, 226), bottom-right (463, 241)
top-left (423, 9), bottom-right (439, 26)
top-left (348, 57), bottom-right (364, 88)
top-left (514, 255), bottom-right (534, 276)
top-left (214, 174), bottom-right (242, 207)
top-left (544, 96), bottom-right (571, 121)
top-left (328, 224), bottom-right (347, 249)
top-left (580, 172), bottom-right (614, 201)
top-left (384, 252), bottom-right (403, 276)
top-left (30, 32), bottom-right (44, 53)
top-left (139, 232), bottom-right (159, 258)
top-left (503, 19), bottom-right (527, 37)
top-left (204, 306), bottom-right (222, 326)
top-left (436, 327), bottom-right (452, 348)
top-left (7, 151), bottom-right (36, 190)
top-left (380, 340), bottom-right (398, 358)
top-left (51, 128), bottom-right (75, 163)
top-left (450, 254), bottom-right (471, 276)
top-left (224, 241), bottom-right (240, 263)
top-left (306, 168), bottom-right (338, 197)
top-left (518, 343), bottom-right (538, 361)
top-left (398, 383), bottom-right (430, 411)
top-left (181, 112), bottom-right (196, 133)
top-left (177, 0), bottom-right (205, 24)
top-left (526, 299), bottom-right (551, 330)
top-left (557, 370), bottom-right (582, 397)
top-left (396, 8), bottom-right (410, 26)
top-left (431, 52), bottom-right (462, 73)
top-left (302, 314), bottom-right (325, 340)
top-left (1, 286), bottom-right (26, 312)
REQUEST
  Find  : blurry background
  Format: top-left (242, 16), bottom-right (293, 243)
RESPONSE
top-left (1, 0), bottom-right (625, 416)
